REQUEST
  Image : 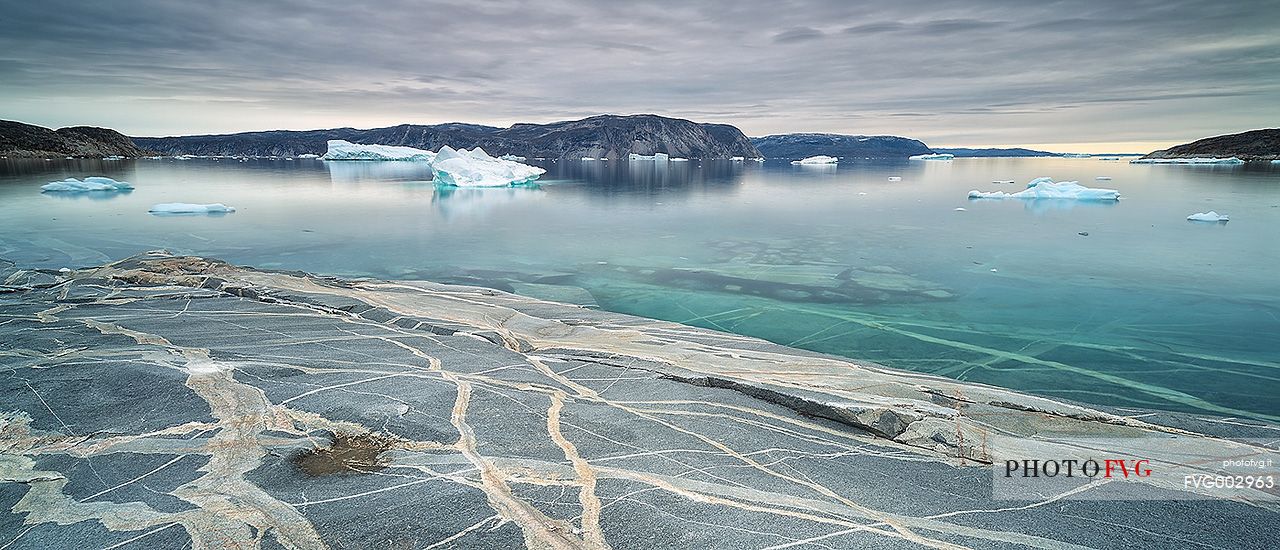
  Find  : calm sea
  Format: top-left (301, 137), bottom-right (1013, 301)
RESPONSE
top-left (3, 156), bottom-right (1278, 420)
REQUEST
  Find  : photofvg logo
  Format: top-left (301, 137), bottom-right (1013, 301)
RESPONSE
top-left (989, 436), bottom-right (1280, 501)
top-left (1005, 458), bottom-right (1152, 479)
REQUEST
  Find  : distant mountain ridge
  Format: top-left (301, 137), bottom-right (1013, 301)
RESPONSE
top-left (133, 115), bottom-right (761, 159)
top-left (933, 147), bottom-right (1056, 157)
top-left (0, 120), bottom-right (147, 158)
top-left (750, 133), bottom-right (931, 159)
top-left (1140, 128), bottom-right (1280, 161)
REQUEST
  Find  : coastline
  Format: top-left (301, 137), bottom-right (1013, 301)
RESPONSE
top-left (2, 252), bottom-right (1277, 548)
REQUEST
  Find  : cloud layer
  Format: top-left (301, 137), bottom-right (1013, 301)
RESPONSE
top-left (2, 0), bottom-right (1276, 149)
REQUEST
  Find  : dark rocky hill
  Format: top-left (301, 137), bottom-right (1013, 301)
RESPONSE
top-left (133, 115), bottom-right (761, 159)
top-left (0, 120), bottom-right (148, 158)
top-left (750, 133), bottom-right (931, 159)
top-left (933, 147), bottom-right (1056, 157)
top-left (1141, 129), bottom-right (1280, 161)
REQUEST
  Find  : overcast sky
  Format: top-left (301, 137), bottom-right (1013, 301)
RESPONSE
top-left (2, 0), bottom-right (1277, 151)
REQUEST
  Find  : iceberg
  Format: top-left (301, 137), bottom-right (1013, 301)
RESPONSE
top-left (887, 176), bottom-right (902, 181)
top-left (1186, 211), bottom-right (1229, 222)
top-left (908, 153), bottom-right (954, 161)
top-left (731, 156), bottom-right (745, 161)
top-left (1061, 153), bottom-right (1091, 158)
top-left (581, 157), bottom-right (599, 161)
top-left (1129, 157), bottom-right (1244, 165)
top-left (968, 177), bottom-right (1120, 201)
top-left (322, 140), bottom-right (436, 161)
top-left (791, 155), bottom-right (838, 165)
top-left (298, 153), bottom-right (320, 159)
top-left (1095, 176), bottom-right (1112, 180)
top-left (149, 203), bottom-right (236, 214)
top-left (431, 146), bottom-right (546, 188)
top-left (670, 157), bottom-right (689, 162)
top-left (41, 177), bottom-right (134, 192)
top-left (628, 152), bottom-right (670, 162)
top-left (499, 154), bottom-right (527, 162)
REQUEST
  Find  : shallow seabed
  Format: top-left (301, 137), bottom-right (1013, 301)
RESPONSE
top-left (2, 156), bottom-right (1277, 420)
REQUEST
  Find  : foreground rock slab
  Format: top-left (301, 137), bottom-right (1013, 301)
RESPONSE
top-left (1, 253), bottom-right (1276, 549)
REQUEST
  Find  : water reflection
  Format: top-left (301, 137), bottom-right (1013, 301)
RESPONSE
top-left (326, 160), bottom-right (433, 184)
top-left (430, 184), bottom-right (544, 219)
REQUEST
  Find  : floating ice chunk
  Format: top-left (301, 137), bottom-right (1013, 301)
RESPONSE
top-left (149, 203), bottom-right (236, 214)
top-left (954, 207), bottom-right (966, 211)
top-left (968, 177), bottom-right (1119, 200)
top-left (1272, 159), bottom-right (1280, 164)
top-left (1096, 156), bottom-right (1121, 160)
top-left (751, 157), bottom-right (765, 162)
top-left (322, 140), bottom-right (436, 161)
top-left (297, 153), bottom-right (320, 159)
top-left (670, 157), bottom-right (689, 162)
top-left (1095, 176), bottom-right (1112, 180)
top-left (499, 154), bottom-right (527, 161)
top-left (41, 177), bottom-right (134, 192)
top-left (992, 180), bottom-right (1015, 184)
top-left (731, 156), bottom-right (745, 161)
top-left (1061, 153), bottom-right (1091, 158)
top-left (431, 146), bottom-right (546, 187)
top-left (1186, 211), bottom-right (1229, 222)
top-left (791, 155), bottom-right (838, 165)
top-left (581, 157), bottom-right (598, 161)
top-left (628, 152), bottom-right (670, 162)
top-left (1130, 157), bottom-right (1244, 165)
top-left (887, 176), bottom-right (902, 181)
top-left (908, 153), bottom-right (954, 160)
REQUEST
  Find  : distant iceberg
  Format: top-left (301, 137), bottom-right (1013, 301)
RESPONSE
top-left (887, 176), bottom-right (902, 181)
top-left (791, 155), bottom-right (838, 165)
top-left (1095, 176), bottom-right (1112, 180)
top-left (581, 157), bottom-right (599, 161)
top-left (1130, 157), bottom-right (1244, 165)
top-left (731, 156), bottom-right (745, 161)
top-left (298, 153), bottom-right (320, 159)
top-left (499, 154), bottom-right (526, 162)
top-left (628, 152), bottom-right (670, 162)
top-left (432, 146), bottom-right (546, 188)
top-left (323, 140), bottom-right (436, 161)
top-left (1187, 211), bottom-right (1229, 222)
top-left (41, 177), bottom-right (134, 192)
top-left (670, 157), bottom-right (689, 162)
top-left (908, 153), bottom-right (954, 161)
top-left (149, 203), bottom-right (236, 215)
top-left (968, 177), bottom-right (1120, 201)
top-left (1061, 153), bottom-right (1091, 158)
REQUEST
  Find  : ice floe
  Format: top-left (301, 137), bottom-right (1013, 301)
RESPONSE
top-left (41, 177), bottom-right (134, 192)
top-left (791, 155), bottom-right (838, 165)
top-left (1095, 176), bottom-right (1112, 180)
top-left (322, 140), bottom-right (436, 161)
top-left (149, 203), bottom-right (236, 215)
top-left (887, 176), bottom-right (902, 181)
top-left (1186, 211), bottom-right (1229, 222)
top-left (298, 153), bottom-right (320, 159)
top-left (670, 157), bottom-right (689, 162)
top-left (968, 177), bottom-right (1120, 201)
top-left (499, 154), bottom-right (527, 161)
top-left (628, 152), bottom-right (670, 162)
top-left (1061, 153), bottom-right (1091, 158)
top-left (431, 146), bottom-right (546, 188)
top-left (908, 153), bottom-right (954, 160)
top-left (731, 156), bottom-right (745, 161)
top-left (1130, 157), bottom-right (1245, 165)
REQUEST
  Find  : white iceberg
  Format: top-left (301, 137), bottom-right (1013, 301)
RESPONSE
top-left (992, 180), bottom-right (1015, 184)
top-left (968, 177), bottom-right (1120, 201)
top-left (791, 155), bottom-right (838, 165)
top-left (431, 146), bottom-right (546, 188)
top-left (298, 153), bottom-right (320, 159)
top-left (1061, 153), bottom-right (1091, 158)
top-left (499, 154), bottom-right (527, 162)
top-left (628, 152), bottom-right (670, 162)
top-left (1272, 159), bottom-right (1280, 164)
top-left (581, 157), bottom-right (599, 161)
top-left (1186, 211), bottom-right (1229, 222)
top-left (41, 177), bottom-right (134, 192)
top-left (887, 176), bottom-right (902, 181)
top-left (149, 203), bottom-right (236, 214)
top-left (731, 156), bottom-right (745, 161)
top-left (670, 157), bottom-right (689, 162)
top-left (1095, 176), bottom-right (1112, 180)
top-left (908, 153), bottom-right (954, 160)
top-left (322, 140), bottom-right (436, 161)
top-left (1130, 157), bottom-right (1244, 165)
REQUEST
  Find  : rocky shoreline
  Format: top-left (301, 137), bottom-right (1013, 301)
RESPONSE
top-left (2, 253), bottom-right (1277, 548)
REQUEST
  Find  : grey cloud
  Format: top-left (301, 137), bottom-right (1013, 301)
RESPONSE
top-left (0, 0), bottom-right (1275, 148)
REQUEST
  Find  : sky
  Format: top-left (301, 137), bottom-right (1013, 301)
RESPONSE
top-left (1, 0), bottom-right (1277, 152)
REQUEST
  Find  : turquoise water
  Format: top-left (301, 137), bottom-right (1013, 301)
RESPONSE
top-left (3, 157), bottom-right (1278, 420)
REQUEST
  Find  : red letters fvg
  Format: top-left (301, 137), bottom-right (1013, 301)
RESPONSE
top-left (1005, 458), bottom-right (1152, 478)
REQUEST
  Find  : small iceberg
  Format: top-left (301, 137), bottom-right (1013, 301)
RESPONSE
top-left (1095, 176), bottom-right (1112, 180)
top-left (431, 146), bottom-right (546, 188)
top-left (968, 177), bottom-right (1120, 201)
top-left (791, 155), bottom-right (838, 165)
top-left (581, 157), bottom-right (599, 161)
top-left (887, 176), bottom-right (902, 181)
top-left (1061, 153), bottom-right (1091, 158)
top-left (1186, 211), bottom-right (1229, 222)
top-left (41, 177), bottom-right (134, 192)
top-left (499, 154), bottom-right (527, 162)
top-left (908, 153), bottom-right (954, 161)
top-left (992, 180), bottom-right (1015, 184)
top-left (1130, 157), bottom-right (1245, 165)
top-left (322, 140), bottom-right (436, 161)
top-left (149, 203), bottom-right (236, 215)
top-left (731, 156), bottom-right (745, 161)
top-left (628, 152), bottom-right (670, 162)
top-left (298, 153), bottom-right (320, 159)
top-left (670, 157), bottom-right (689, 162)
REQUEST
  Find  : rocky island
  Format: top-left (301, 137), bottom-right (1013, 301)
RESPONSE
top-left (1139, 128), bottom-right (1280, 161)
top-left (132, 115), bottom-right (761, 160)
top-left (0, 120), bottom-right (147, 158)
top-left (2, 253), bottom-right (1275, 549)
top-left (751, 133), bottom-right (932, 159)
